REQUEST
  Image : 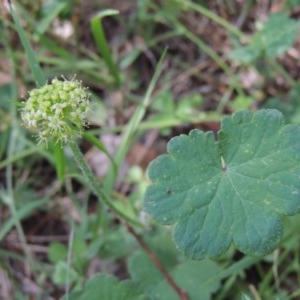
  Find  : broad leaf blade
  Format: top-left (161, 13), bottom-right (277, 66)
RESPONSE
top-left (144, 109), bottom-right (300, 259)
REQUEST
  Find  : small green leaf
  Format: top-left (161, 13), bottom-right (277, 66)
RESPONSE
top-left (230, 13), bottom-right (300, 62)
top-left (71, 274), bottom-right (148, 300)
top-left (52, 261), bottom-right (79, 285)
top-left (259, 13), bottom-right (299, 58)
top-left (229, 44), bottom-right (261, 64)
top-left (128, 252), bottom-right (220, 300)
top-left (144, 109), bottom-right (300, 259)
top-left (240, 293), bottom-right (253, 300)
top-left (152, 91), bottom-right (175, 113)
top-left (48, 242), bottom-right (68, 263)
top-left (230, 95), bottom-right (254, 111)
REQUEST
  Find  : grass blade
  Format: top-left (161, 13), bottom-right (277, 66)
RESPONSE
top-left (90, 9), bottom-right (121, 88)
top-left (0, 197), bottom-right (48, 241)
top-left (9, 0), bottom-right (45, 86)
top-left (104, 49), bottom-right (168, 193)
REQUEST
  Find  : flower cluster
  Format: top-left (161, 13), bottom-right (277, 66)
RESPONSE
top-left (21, 77), bottom-right (90, 145)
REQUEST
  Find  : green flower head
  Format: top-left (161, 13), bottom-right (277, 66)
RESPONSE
top-left (21, 77), bottom-right (90, 145)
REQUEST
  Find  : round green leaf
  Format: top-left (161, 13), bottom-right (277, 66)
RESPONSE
top-left (144, 110), bottom-right (300, 259)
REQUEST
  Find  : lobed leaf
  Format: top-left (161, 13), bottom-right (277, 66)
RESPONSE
top-left (144, 109), bottom-right (300, 259)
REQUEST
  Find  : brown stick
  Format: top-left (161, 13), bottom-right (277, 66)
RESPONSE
top-left (125, 222), bottom-right (189, 300)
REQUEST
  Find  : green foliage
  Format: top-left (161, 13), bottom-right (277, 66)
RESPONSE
top-left (69, 274), bottom-right (148, 300)
top-left (129, 252), bottom-right (220, 300)
top-left (3, 1), bottom-right (300, 299)
top-left (48, 242), bottom-right (68, 263)
top-left (0, 83), bottom-right (14, 159)
top-left (52, 261), bottom-right (80, 285)
top-left (230, 13), bottom-right (300, 63)
top-left (144, 109), bottom-right (300, 259)
top-left (127, 228), bottom-right (220, 299)
top-left (147, 91), bottom-right (204, 134)
top-left (263, 84), bottom-right (300, 124)
top-left (230, 95), bottom-right (255, 111)
top-left (90, 9), bottom-right (121, 87)
top-left (35, 1), bottom-right (67, 37)
top-left (0, 195), bottom-right (48, 241)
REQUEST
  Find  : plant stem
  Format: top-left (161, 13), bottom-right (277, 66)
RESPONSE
top-left (68, 141), bottom-right (141, 226)
top-left (125, 223), bottom-right (189, 300)
top-left (65, 228), bottom-right (74, 300)
top-left (68, 141), bottom-right (187, 297)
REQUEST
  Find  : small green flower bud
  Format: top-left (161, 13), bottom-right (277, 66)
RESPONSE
top-left (21, 76), bottom-right (90, 145)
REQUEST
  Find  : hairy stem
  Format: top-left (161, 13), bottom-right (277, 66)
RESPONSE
top-left (68, 141), bottom-right (141, 226)
top-left (68, 141), bottom-right (187, 297)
